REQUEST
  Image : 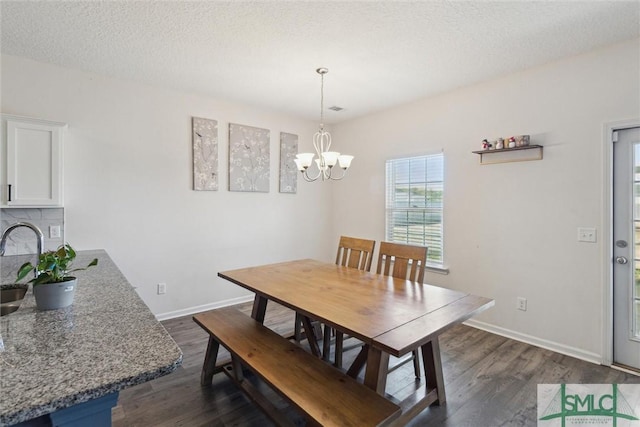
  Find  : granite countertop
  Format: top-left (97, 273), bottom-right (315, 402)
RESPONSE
top-left (0, 250), bottom-right (183, 426)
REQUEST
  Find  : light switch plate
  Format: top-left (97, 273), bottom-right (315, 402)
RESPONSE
top-left (578, 227), bottom-right (597, 243)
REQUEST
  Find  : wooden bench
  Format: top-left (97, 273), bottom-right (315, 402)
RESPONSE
top-left (193, 307), bottom-right (401, 427)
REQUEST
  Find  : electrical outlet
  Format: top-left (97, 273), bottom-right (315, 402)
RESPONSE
top-left (157, 283), bottom-right (167, 295)
top-left (49, 225), bottom-right (61, 238)
top-left (517, 297), bottom-right (527, 311)
top-left (577, 227), bottom-right (597, 243)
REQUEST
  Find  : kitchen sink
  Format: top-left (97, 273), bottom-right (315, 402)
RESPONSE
top-left (1, 303), bottom-right (22, 316)
top-left (0, 285), bottom-right (28, 316)
top-left (2, 286), bottom-right (28, 302)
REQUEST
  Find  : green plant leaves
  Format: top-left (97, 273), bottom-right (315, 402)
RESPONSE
top-left (14, 244), bottom-right (98, 285)
top-left (16, 262), bottom-right (35, 282)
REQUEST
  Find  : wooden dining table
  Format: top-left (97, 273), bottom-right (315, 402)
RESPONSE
top-left (218, 259), bottom-right (494, 425)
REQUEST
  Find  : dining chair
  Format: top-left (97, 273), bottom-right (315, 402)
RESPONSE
top-left (376, 241), bottom-right (428, 378)
top-left (329, 236), bottom-right (376, 367)
top-left (376, 241), bottom-right (427, 283)
top-left (294, 236), bottom-right (376, 366)
top-left (335, 235), bottom-right (376, 271)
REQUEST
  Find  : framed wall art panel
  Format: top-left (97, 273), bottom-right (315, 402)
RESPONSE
top-left (192, 117), bottom-right (218, 191)
top-left (229, 123), bottom-right (270, 192)
top-left (279, 132), bottom-right (298, 193)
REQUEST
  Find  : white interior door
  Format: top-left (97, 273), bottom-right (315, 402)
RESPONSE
top-left (613, 126), bottom-right (640, 371)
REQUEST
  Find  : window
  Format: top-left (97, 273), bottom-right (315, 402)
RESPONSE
top-left (385, 153), bottom-right (444, 266)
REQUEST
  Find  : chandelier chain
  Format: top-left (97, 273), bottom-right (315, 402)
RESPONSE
top-left (319, 72), bottom-right (324, 130)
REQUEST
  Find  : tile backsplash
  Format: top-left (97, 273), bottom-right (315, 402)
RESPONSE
top-left (0, 208), bottom-right (64, 255)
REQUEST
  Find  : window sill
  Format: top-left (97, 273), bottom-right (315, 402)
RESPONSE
top-left (425, 264), bottom-right (449, 275)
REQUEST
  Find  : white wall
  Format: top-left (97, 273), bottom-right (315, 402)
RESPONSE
top-left (332, 38), bottom-right (640, 360)
top-left (0, 54), bottom-right (334, 317)
top-left (3, 38), bottom-right (639, 359)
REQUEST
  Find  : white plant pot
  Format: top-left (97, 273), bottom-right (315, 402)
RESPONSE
top-left (33, 278), bottom-right (77, 311)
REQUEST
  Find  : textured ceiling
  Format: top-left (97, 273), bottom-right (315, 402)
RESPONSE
top-left (1, 1), bottom-right (639, 123)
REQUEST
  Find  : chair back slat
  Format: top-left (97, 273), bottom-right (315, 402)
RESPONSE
top-left (376, 242), bottom-right (428, 283)
top-left (335, 236), bottom-right (376, 272)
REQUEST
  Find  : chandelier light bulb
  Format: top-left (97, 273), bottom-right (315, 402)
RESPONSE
top-left (338, 155), bottom-right (354, 169)
top-left (321, 151), bottom-right (340, 167)
top-left (295, 153), bottom-right (315, 169)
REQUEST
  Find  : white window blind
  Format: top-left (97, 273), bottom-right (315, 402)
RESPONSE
top-left (385, 153), bottom-right (444, 266)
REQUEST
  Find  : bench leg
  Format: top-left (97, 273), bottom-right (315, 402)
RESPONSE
top-left (231, 354), bottom-right (244, 382)
top-left (201, 336), bottom-right (220, 386)
top-left (422, 337), bottom-right (446, 405)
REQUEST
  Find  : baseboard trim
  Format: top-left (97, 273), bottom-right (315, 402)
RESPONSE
top-left (156, 295), bottom-right (254, 321)
top-left (611, 363), bottom-right (640, 377)
top-left (464, 319), bottom-right (602, 365)
top-left (158, 300), bottom-right (603, 365)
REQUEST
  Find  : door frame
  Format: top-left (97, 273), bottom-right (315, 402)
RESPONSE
top-left (602, 118), bottom-right (640, 366)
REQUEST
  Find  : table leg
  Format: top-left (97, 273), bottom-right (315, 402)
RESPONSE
top-left (322, 325), bottom-right (332, 362)
top-left (347, 344), bottom-right (368, 378)
top-left (364, 346), bottom-right (390, 395)
top-left (421, 337), bottom-right (446, 405)
top-left (201, 336), bottom-right (220, 386)
top-left (334, 331), bottom-right (344, 368)
top-left (301, 315), bottom-right (322, 357)
top-left (251, 294), bottom-right (268, 323)
top-left (294, 312), bottom-right (302, 341)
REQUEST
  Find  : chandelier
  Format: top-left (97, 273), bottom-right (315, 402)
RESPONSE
top-left (294, 68), bottom-right (354, 182)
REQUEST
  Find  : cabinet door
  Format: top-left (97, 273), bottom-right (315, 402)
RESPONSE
top-left (6, 119), bottom-right (64, 206)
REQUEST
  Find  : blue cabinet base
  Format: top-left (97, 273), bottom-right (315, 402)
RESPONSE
top-left (14, 392), bottom-right (119, 427)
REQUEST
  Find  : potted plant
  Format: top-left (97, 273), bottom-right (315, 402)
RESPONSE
top-left (16, 244), bottom-right (98, 310)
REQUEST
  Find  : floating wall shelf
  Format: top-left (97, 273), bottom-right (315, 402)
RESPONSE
top-left (472, 145), bottom-right (543, 165)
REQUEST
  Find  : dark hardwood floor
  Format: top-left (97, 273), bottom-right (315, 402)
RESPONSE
top-left (112, 302), bottom-right (639, 426)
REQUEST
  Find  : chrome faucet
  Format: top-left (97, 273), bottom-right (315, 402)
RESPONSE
top-left (0, 222), bottom-right (44, 278)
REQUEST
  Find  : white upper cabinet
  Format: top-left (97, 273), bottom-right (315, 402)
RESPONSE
top-left (1, 114), bottom-right (66, 207)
